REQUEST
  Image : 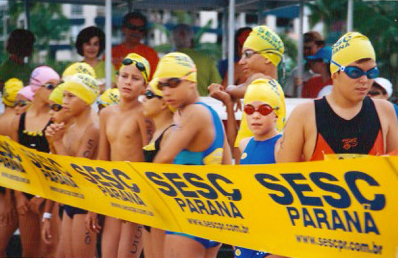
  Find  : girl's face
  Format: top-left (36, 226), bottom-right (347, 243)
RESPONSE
top-left (142, 87), bottom-right (164, 118)
top-left (245, 101), bottom-right (278, 138)
top-left (14, 95), bottom-right (31, 115)
top-left (83, 36), bottom-right (100, 59)
top-left (239, 48), bottom-right (268, 77)
top-left (117, 65), bottom-right (146, 100)
top-left (35, 79), bottom-right (60, 104)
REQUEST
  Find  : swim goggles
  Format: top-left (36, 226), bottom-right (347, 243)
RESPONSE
top-left (331, 60), bottom-right (379, 79)
top-left (145, 90), bottom-right (162, 99)
top-left (121, 58), bottom-right (148, 82)
top-left (244, 104), bottom-right (278, 116)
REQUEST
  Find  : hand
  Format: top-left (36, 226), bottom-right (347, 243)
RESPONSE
top-left (41, 219), bottom-right (52, 244)
top-left (0, 196), bottom-right (16, 226)
top-left (225, 85), bottom-right (242, 111)
top-left (15, 192), bottom-right (29, 216)
top-left (28, 197), bottom-right (45, 215)
top-left (208, 83), bottom-right (232, 106)
top-left (85, 212), bottom-right (101, 234)
top-left (45, 123), bottom-right (65, 142)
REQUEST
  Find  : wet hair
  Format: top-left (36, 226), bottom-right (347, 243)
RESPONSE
top-left (6, 29), bottom-right (35, 57)
top-left (75, 26), bottom-right (105, 57)
top-left (122, 11), bottom-right (147, 29)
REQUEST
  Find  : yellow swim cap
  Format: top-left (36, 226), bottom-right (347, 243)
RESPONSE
top-left (235, 78), bottom-right (286, 147)
top-left (49, 85), bottom-right (64, 105)
top-left (243, 26), bottom-right (284, 67)
top-left (148, 78), bottom-right (176, 113)
top-left (330, 32), bottom-right (376, 74)
top-left (60, 73), bottom-right (99, 105)
top-left (120, 53), bottom-right (150, 83)
top-left (3, 78), bottom-right (23, 107)
top-left (62, 62), bottom-right (96, 80)
top-left (98, 88), bottom-right (120, 107)
top-left (153, 52), bottom-right (197, 84)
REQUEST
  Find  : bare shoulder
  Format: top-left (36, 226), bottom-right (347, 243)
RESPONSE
top-left (99, 105), bottom-right (117, 121)
top-left (180, 104), bottom-right (212, 126)
top-left (239, 137), bottom-right (251, 153)
top-left (372, 99), bottom-right (395, 115)
top-left (288, 100), bottom-right (315, 122)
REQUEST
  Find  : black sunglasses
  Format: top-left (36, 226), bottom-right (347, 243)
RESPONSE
top-left (125, 24), bottom-right (145, 32)
top-left (145, 90), bottom-right (162, 100)
top-left (121, 58), bottom-right (148, 81)
top-left (42, 83), bottom-right (56, 90)
top-left (50, 103), bottom-right (63, 112)
top-left (368, 91), bottom-right (382, 97)
top-left (14, 100), bottom-right (31, 107)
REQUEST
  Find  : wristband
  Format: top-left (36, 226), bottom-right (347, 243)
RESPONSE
top-left (42, 212), bottom-right (52, 222)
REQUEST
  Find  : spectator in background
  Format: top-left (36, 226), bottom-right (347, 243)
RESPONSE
top-left (368, 77), bottom-right (398, 118)
top-left (112, 11), bottom-right (159, 79)
top-left (284, 31), bottom-right (325, 97)
top-left (76, 26), bottom-right (117, 93)
top-left (218, 27), bottom-right (252, 87)
top-left (171, 24), bottom-right (222, 96)
top-left (302, 46), bottom-right (333, 98)
top-left (0, 29), bottom-right (35, 92)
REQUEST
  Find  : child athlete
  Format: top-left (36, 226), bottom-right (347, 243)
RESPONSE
top-left (0, 78), bottom-right (23, 257)
top-left (142, 78), bottom-right (175, 258)
top-left (235, 78), bottom-right (287, 258)
top-left (97, 88), bottom-right (120, 112)
top-left (85, 53), bottom-right (150, 258)
top-left (153, 52), bottom-right (232, 258)
top-left (45, 73), bottom-right (100, 258)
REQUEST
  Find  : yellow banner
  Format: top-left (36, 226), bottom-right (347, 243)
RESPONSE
top-left (1, 135), bottom-right (397, 258)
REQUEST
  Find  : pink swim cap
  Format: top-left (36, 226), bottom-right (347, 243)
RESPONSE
top-left (17, 86), bottom-right (35, 101)
top-left (27, 66), bottom-right (60, 92)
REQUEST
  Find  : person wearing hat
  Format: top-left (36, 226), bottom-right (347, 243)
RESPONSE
top-left (302, 46), bottom-right (333, 98)
top-left (84, 53), bottom-right (151, 258)
top-left (141, 78), bottom-right (176, 258)
top-left (235, 79), bottom-right (287, 258)
top-left (7, 66), bottom-right (61, 258)
top-left (75, 26), bottom-right (117, 93)
top-left (44, 73), bottom-right (100, 258)
top-left (0, 29), bottom-right (35, 92)
top-left (284, 31), bottom-right (326, 97)
top-left (277, 32), bottom-right (398, 163)
top-left (368, 77), bottom-right (398, 119)
top-left (112, 11), bottom-right (159, 79)
top-left (208, 25), bottom-right (286, 163)
top-left (153, 52), bottom-right (232, 258)
top-left (0, 78), bottom-right (23, 257)
top-left (97, 88), bottom-right (120, 112)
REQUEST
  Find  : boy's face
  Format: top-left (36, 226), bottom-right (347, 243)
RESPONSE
top-left (245, 101), bottom-right (277, 137)
top-left (62, 91), bottom-right (88, 117)
top-left (332, 59), bottom-right (376, 103)
top-left (117, 65), bottom-right (146, 100)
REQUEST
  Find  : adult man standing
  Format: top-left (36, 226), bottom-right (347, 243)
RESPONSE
top-left (277, 32), bottom-right (398, 162)
top-left (112, 11), bottom-right (159, 79)
top-left (284, 31), bottom-right (325, 97)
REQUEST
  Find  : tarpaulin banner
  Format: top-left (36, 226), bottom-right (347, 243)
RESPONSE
top-left (0, 135), bottom-right (397, 258)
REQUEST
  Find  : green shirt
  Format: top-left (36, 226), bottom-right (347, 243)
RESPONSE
top-left (94, 60), bottom-right (116, 84)
top-left (0, 58), bottom-right (32, 85)
top-left (178, 49), bottom-right (222, 96)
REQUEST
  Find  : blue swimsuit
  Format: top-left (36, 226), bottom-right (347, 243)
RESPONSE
top-left (167, 102), bottom-right (225, 249)
top-left (235, 134), bottom-right (282, 258)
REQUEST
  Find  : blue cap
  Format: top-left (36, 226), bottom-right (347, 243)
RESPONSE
top-left (306, 46), bottom-right (332, 63)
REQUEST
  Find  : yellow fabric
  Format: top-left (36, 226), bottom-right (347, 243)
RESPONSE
top-left (98, 88), bottom-right (120, 107)
top-left (60, 73), bottom-right (99, 105)
top-left (49, 85), bottom-right (64, 105)
top-left (1, 135), bottom-right (398, 258)
top-left (235, 78), bottom-right (286, 147)
top-left (62, 62), bottom-right (97, 80)
top-left (153, 52), bottom-right (197, 84)
top-left (3, 78), bottom-right (23, 107)
top-left (120, 53), bottom-right (150, 83)
top-left (243, 26), bottom-right (284, 67)
top-left (330, 32), bottom-right (376, 74)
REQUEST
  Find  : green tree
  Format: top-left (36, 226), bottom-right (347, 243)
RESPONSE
top-left (8, 1), bottom-right (69, 63)
top-left (306, 0), bottom-right (398, 93)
